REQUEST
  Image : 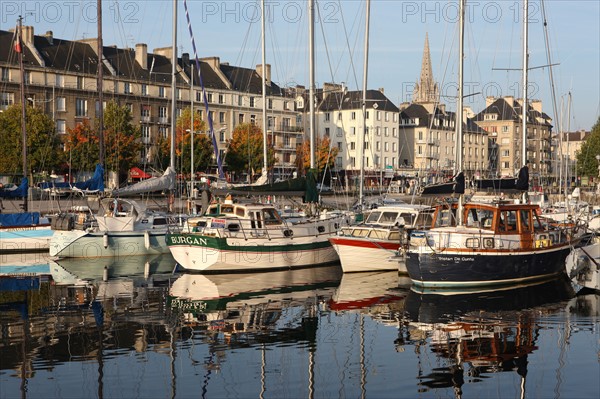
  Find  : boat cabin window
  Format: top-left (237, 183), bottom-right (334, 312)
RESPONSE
top-left (388, 231), bottom-right (400, 241)
top-left (153, 217), bottom-right (168, 226)
top-left (414, 210), bottom-right (434, 228)
top-left (466, 208), bottom-right (494, 229)
top-left (519, 209), bottom-right (532, 233)
top-left (398, 212), bottom-right (416, 226)
top-left (352, 229), bottom-right (370, 237)
top-left (380, 212), bottom-right (399, 223)
top-left (235, 207), bottom-right (245, 217)
top-left (220, 205), bottom-right (234, 214)
top-left (208, 205), bottom-right (220, 215)
top-left (262, 208), bottom-right (282, 225)
top-left (368, 229), bottom-right (387, 239)
top-left (250, 211), bottom-right (263, 229)
top-left (366, 211), bottom-right (382, 224)
top-left (435, 208), bottom-right (456, 227)
top-left (499, 210), bottom-right (518, 232)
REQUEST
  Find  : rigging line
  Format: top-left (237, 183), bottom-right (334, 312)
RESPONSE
top-left (183, 0), bottom-right (223, 178)
top-left (337, 0), bottom-right (362, 92)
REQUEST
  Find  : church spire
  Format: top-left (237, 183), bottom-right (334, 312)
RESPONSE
top-left (413, 33), bottom-right (439, 103)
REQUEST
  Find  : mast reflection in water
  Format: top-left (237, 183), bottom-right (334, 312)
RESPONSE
top-left (0, 258), bottom-right (598, 399)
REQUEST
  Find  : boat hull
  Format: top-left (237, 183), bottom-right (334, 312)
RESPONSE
top-left (329, 236), bottom-right (402, 273)
top-left (167, 233), bottom-right (339, 272)
top-left (0, 225), bottom-right (53, 253)
top-left (50, 230), bottom-right (170, 258)
top-left (406, 246), bottom-right (571, 288)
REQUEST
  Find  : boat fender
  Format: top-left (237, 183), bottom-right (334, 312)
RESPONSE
top-left (283, 229), bottom-right (293, 238)
top-left (144, 231), bottom-right (151, 249)
top-left (103, 233), bottom-right (109, 249)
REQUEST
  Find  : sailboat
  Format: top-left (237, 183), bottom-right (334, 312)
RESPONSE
top-left (49, 0), bottom-right (184, 258)
top-left (166, 0), bottom-right (347, 272)
top-left (0, 18), bottom-right (53, 254)
top-left (404, 0), bottom-right (578, 289)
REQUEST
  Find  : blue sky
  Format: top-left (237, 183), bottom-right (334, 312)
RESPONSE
top-left (2, 0), bottom-right (598, 130)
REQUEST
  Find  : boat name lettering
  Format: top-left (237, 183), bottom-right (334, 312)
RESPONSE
top-left (438, 255), bottom-right (475, 263)
top-left (170, 299), bottom-right (208, 311)
top-left (170, 235), bottom-right (208, 246)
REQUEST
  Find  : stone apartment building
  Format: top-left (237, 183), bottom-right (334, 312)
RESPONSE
top-left (0, 26), bottom-right (301, 179)
top-left (302, 83), bottom-right (400, 186)
top-left (472, 96), bottom-right (553, 178)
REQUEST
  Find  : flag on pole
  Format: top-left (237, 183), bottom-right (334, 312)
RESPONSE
top-left (14, 31), bottom-right (22, 53)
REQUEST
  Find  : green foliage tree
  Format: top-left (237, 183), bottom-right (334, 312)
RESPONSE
top-left (103, 101), bottom-right (142, 182)
top-left (225, 122), bottom-right (276, 178)
top-left (64, 119), bottom-right (99, 173)
top-left (576, 117), bottom-right (600, 178)
top-left (0, 104), bottom-right (63, 176)
top-left (295, 135), bottom-right (339, 175)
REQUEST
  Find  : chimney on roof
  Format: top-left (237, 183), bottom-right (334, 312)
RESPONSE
top-left (485, 96), bottom-right (495, 108)
top-left (531, 99), bottom-right (542, 113)
top-left (438, 103), bottom-right (446, 113)
top-left (154, 46), bottom-right (174, 62)
top-left (201, 56), bottom-right (221, 72)
top-left (135, 43), bottom-right (147, 69)
top-left (379, 87), bottom-right (384, 93)
top-left (322, 82), bottom-right (343, 99)
top-left (256, 63), bottom-right (271, 86)
top-left (504, 96), bottom-right (514, 108)
top-left (21, 25), bottom-right (34, 45)
top-left (182, 52), bottom-right (190, 67)
top-left (45, 31), bottom-right (53, 45)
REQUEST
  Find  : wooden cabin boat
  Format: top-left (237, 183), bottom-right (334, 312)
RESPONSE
top-left (405, 199), bottom-right (579, 288)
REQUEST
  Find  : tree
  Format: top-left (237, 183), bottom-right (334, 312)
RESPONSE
top-left (225, 123), bottom-right (276, 178)
top-left (576, 116), bottom-right (600, 178)
top-left (156, 107), bottom-right (211, 174)
top-left (296, 135), bottom-right (339, 175)
top-left (64, 119), bottom-right (99, 173)
top-left (0, 104), bottom-right (63, 176)
top-left (103, 101), bottom-right (142, 183)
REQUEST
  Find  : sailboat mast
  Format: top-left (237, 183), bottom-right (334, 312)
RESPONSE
top-left (97, 0), bottom-right (105, 167)
top-left (456, 0), bottom-right (465, 226)
top-left (359, 0), bottom-right (371, 210)
top-left (191, 63), bottom-right (194, 189)
top-left (170, 0), bottom-right (177, 171)
top-left (308, 0), bottom-right (315, 170)
top-left (17, 16), bottom-right (27, 212)
top-left (261, 0), bottom-right (268, 179)
top-left (456, 0), bottom-right (464, 176)
top-left (522, 0), bottom-right (528, 168)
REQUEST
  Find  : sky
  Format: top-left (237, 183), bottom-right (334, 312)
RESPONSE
top-left (1, 0), bottom-right (598, 130)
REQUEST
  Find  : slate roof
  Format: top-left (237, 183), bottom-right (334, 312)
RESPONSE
top-left (318, 89), bottom-right (399, 112)
top-left (400, 103), bottom-right (486, 134)
top-left (219, 64), bottom-right (283, 95)
top-left (472, 98), bottom-right (552, 127)
top-left (0, 30), bottom-right (42, 68)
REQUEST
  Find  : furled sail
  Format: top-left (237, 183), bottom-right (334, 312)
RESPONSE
top-left (111, 167), bottom-right (175, 197)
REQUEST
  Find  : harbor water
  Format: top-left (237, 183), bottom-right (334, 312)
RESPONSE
top-left (0, 253), bottom-right (599, 399)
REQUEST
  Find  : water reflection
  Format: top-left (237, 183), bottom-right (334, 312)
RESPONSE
top-left (401, 277), bottom-right (577, 397)
top-left (0, 257), bottom-right (598, 399)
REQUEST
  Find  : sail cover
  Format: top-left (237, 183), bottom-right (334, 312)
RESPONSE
top-left (0, 177), bottom-right (28, 198)
top-left (111, 167), bottom-right (175, 197)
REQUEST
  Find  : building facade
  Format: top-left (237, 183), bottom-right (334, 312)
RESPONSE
top-left (473, 96), bottom-right (553, 179)
top-left (0, 26), bottom-right (301, 179)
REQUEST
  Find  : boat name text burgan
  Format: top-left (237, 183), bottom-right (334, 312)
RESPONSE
top-left (169, 235), bottom-right (208, 246)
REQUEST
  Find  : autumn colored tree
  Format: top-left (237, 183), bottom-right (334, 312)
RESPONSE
top-left (0, 104), bottom-right (63, 175)
top-left (225, 122), bottom-right (276, 177)
top-left (64, 119), bottom-right (99, 173)
top-left (103, 101), bottom-right (142, 183)
top-left (295, 135), bottom-right (339, 175)
top-left (576, 116), bottom-right (600, 177)
top-left (156, 107), bottom-right (211, 174)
